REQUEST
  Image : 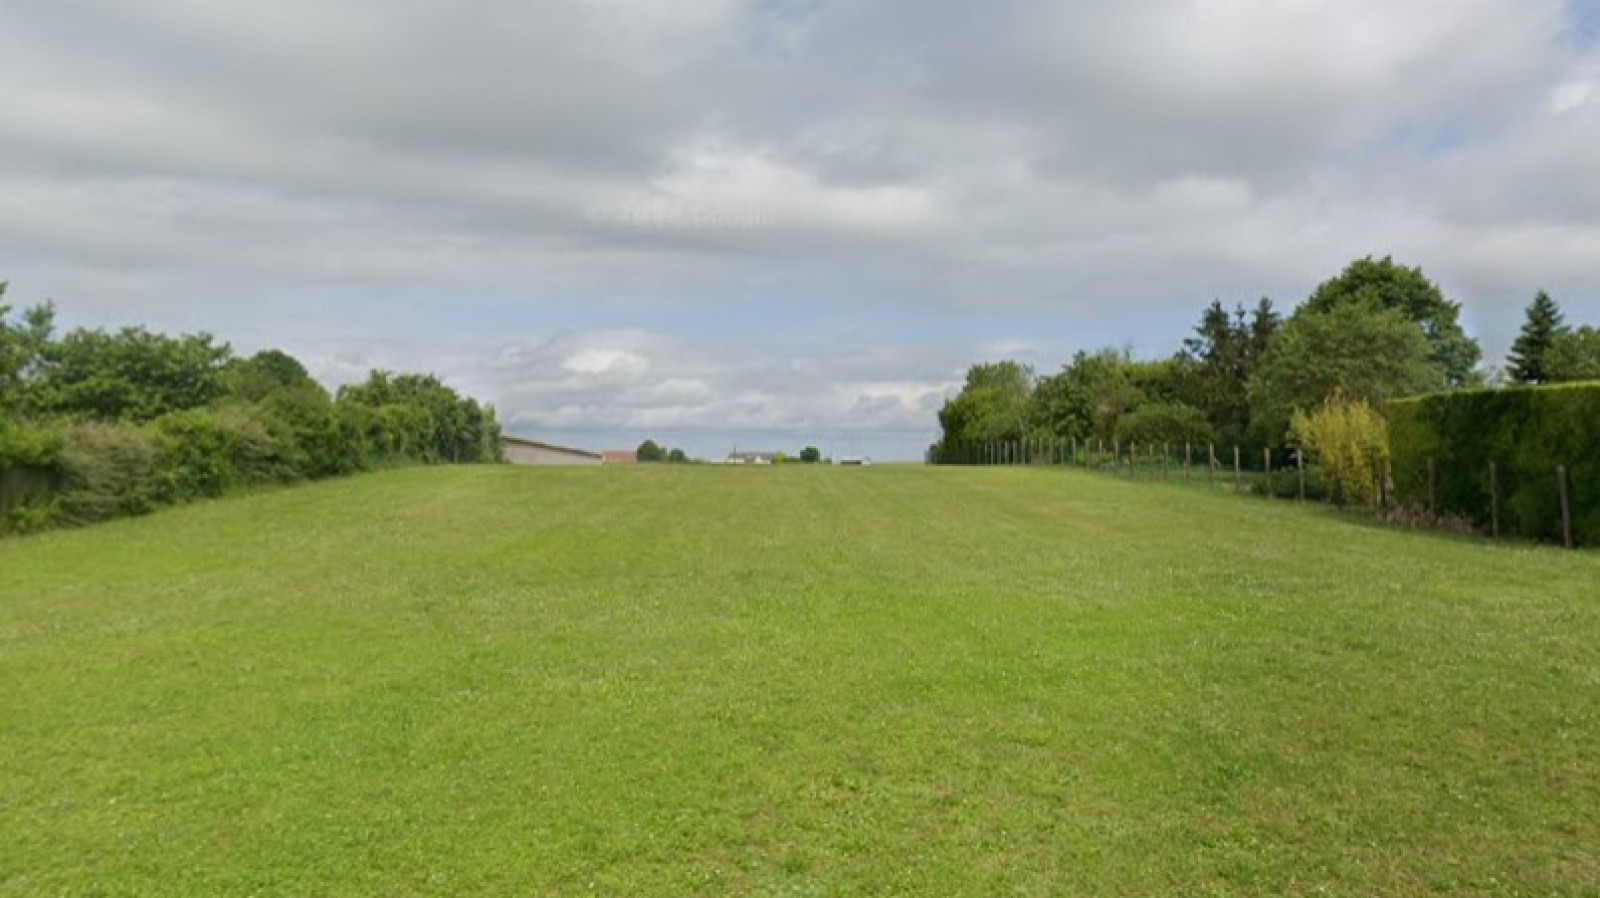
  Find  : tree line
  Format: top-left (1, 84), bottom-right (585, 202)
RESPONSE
top-left (634, 442), bottom-right (826, 464)
top-left (635, 440), bottom-right (690, 463)
top-left (932, 256), bottom-right (1599, 459)
top-left (1, 285), bottom-right (502, 534)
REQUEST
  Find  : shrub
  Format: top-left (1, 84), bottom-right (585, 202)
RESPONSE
top-left (212, 402), bottom-right (299, 485)
top-left (1290, 394), bottom-right (1389, 507)
top-left (1, 417), bottom-right (64, 532)
top-left (55, 420), bottom-right (161, 525)
top-left (151, 408), bottom-right (242, 502)
top-left (1388, 382), bottom-right (1600, 545)
top-left (1114, 402), bottom-right (1215, 448)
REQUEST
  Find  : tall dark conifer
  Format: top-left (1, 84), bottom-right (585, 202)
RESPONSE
top-left (1506, 291), bottom-right (1566, 384)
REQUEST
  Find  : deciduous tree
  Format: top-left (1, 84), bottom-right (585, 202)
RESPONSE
top-left (1304, 257), bottom-right (1481, 387)
top-left (937, 361), bottom-right (1035, 446)
top-left (1249, 302), bottom-right (1443, 443)
top-left (1545, 326), bottom-right (1600, 383)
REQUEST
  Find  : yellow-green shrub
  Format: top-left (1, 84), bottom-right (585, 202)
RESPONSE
top-left (1290, 394), bottom-right (1389, 507)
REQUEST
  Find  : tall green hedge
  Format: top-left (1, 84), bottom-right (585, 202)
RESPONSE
top-left (1388, 382), bottom-right (1600, 545)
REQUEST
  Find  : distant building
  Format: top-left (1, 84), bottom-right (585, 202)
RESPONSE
top-left (839, 456), bottom-right (871, 466)
top-left (602, 450), bottom-right (639, 465)
top-left (725, 451), bottom-right (780, 465)
top-left (500, 436), bottom-right (603, 467)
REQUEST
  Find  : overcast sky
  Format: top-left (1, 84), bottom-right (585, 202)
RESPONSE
top-left (3, 0), bottom-right (1599, 459)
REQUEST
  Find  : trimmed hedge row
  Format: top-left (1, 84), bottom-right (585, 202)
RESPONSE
top-left (1388, 382), bottom-right (1600, 545)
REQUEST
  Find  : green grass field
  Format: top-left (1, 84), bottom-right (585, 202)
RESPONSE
top-left (3, 465), bottom-right (1598, 896)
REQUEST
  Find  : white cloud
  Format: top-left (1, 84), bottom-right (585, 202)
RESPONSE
top-left (3, 0), bottom-right (1600, 457)
top-left (563, 348), bottom-right (652, 376)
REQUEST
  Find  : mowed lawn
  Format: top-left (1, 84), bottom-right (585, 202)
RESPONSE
top-left (2, 466), bottom-right (1598, 896)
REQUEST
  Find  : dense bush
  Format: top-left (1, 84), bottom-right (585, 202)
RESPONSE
top-left (56, 420), bottom-right (160, 525)
top-left (1388, 383), bottom-right (1600, 545)
top-left (0, 417), bottom-right (63, 532)
top-left (0, 300), bottom-right (503, 536)
top-left (1290, 394), bottom-right (1389, 508)
top-left (1113, 402), bottom-right (1215, 448)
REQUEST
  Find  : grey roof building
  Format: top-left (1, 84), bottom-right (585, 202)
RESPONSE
top-left (500, 436), bottom-right (604, 466)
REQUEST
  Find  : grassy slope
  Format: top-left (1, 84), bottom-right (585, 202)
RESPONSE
top-left (1, 465), bottom-right (1597, 896)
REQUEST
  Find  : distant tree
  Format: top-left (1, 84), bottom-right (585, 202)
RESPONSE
top-left (636, 439), bottom-right (665, 462)
top-left (1249, 302), bottom-right (1443, 444)
top-left (1030, 349), bottom-right (1143, 443)
top-left (667, 447), bottom-right (688, 463)
top-left (1545, 326), bottom-right (1600, 383)
top-left (1113, 402), bottom-right (1215, 448)
top-left (225, 349), bottom-right (320, 401)
top-left (1304, 256), bottom-right (1481, 387)
top-left (937, 361), bottom-right (1035, 447)
top-left (799, 446), bottom-right (822, 463)
top-left (1178, 297), bottom-right (1280, 444)
top-left (1506, 291), bottom-right (1567, 384)
top-left (27, 326), bottom-right (232, 422)
top-left (1028, 365), bottom-right (1089, 442)
top-left (0, 287), bottom-right (55, 412)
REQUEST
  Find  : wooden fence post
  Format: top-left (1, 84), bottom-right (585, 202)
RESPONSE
top-left (1184, 442), bottom-right (1192, 482)
top-left (1297, 449), bottom-right (1306, 501)
top-left (1233, 446), bottom-right (1242, 493)
top-left (1489, 461), bottom-right (1500, 538)
top-left (1427, 458), bottom-right (1437, 516)
top-left (1263, 448), bottom-right (1272, 499)
top-left (1208, 444), bottom-right (1216, 485)
top-left (1373, 448), bottom-right (1386, 510)
top-left (1163, 442), bottom-right (1170, 480)
top-left (1558, 465), bottom-right (1574, 549)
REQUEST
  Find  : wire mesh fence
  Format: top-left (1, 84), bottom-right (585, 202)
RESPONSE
top-left (929, 437), bottom-right (1587, 549)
